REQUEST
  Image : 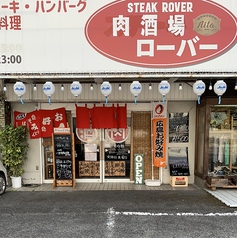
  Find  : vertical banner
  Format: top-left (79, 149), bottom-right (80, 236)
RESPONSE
top-left (152, 118), bottom-right (167, 168)
top-left (134, 154), bottom-right (144, 184)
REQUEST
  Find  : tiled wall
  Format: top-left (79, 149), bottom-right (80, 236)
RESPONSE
top-left (131, 111), bottom-right (159, 180)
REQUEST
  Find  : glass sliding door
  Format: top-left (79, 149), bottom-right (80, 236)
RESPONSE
top-left (73, 118), bottom-right (131, 182)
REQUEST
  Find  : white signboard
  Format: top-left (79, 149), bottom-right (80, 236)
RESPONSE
top-left (0, 0), bottom-right (236, 73)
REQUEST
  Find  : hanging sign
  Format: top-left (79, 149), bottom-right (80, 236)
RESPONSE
top-left (152, 118), bottom-right (167, 168)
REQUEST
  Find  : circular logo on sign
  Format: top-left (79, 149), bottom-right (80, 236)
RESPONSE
top-left (107, 128), bottom-right (130, 143)
top-left (155, 104), bottom-right (164, 115)
top-left (193, 14), bottom-right (220, 36)
top-left (76, 129), bottom-right (98, 143)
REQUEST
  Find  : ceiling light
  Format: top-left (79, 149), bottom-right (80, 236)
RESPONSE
top-left (61, 84), bottom-right (64, 91)
top-left (209, 81), bottom-right (212, 90)
top-left (179, 82), bottom-right (182, 90)
top-left (90, 83), bottom-right (94, 91)
top-left (235, 80), bottom-right (237, 90)
top-left (148, 83), bottom-right (152, 90)
top-left (3, 84), bottom-right (7, 92)
top-left (33, 83), bottom-right (37, 91)
top-left (118, 83), bottom-right (122, 91)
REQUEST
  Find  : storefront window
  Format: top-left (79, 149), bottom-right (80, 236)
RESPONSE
top-left (208, 106), bottom-right (237, 176)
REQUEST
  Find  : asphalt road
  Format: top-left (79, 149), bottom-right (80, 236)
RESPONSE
top-left (1, 189), bottom-right (237, 238)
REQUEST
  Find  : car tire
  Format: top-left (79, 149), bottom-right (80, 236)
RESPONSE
top-left (0, 174), bottom-right (6, 195)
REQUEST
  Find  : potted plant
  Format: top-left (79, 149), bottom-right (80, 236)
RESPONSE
top-left (0, 125), bottom-right (29, 188)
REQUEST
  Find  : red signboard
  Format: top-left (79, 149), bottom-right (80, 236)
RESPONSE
top-left (85, 0), bottom-right (237, 68)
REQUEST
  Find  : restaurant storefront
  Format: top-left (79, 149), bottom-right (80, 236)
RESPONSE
top-left (0, 0), bottom-right (236, 187)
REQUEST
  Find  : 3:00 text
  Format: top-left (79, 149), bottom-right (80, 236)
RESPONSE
top-left (0, 55), bottom-right (22, 64)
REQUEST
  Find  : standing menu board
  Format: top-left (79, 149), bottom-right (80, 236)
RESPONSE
top-left (168, 147), bottom-right (190, 176)
top-left (52, 129), bottom-right (75, 188)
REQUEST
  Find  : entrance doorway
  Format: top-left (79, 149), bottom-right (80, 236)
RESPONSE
top-left (73, 119), bottom-right (131, 182)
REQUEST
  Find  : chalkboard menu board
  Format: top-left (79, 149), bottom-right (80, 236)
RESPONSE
top-left (54, 135), bottom-right (72, 180)
top-left (55, 159), bottom-right (72, 179)
top-left (168, 147), bottom-right (190, 176)
top-left (52, 132), bottom-right (75, 188)
top-left (54, 135), bottom-right (72, 157)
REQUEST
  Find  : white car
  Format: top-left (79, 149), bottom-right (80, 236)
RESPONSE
top-left (0, 160), bottom-right (7, 195)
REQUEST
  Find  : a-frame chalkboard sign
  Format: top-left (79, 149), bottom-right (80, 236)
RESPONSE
top-left (52, 128), bottom-right (76, 188)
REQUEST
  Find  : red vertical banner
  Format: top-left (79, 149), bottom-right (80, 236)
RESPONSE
top-left (152, 118), bottom-right (167, 168)
top-left (53, 107), bottom-right (67, 128)
top-left (27, 110), bottom-right (42, 139)
top-left (39, 109), bottom-right (54, 138)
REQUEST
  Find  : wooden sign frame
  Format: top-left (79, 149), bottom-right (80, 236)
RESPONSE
top-left (52, 129), bottom-right (76, 188)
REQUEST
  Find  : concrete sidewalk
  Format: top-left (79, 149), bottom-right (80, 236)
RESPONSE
top-left (7, 182), bottom-right (200, 192)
